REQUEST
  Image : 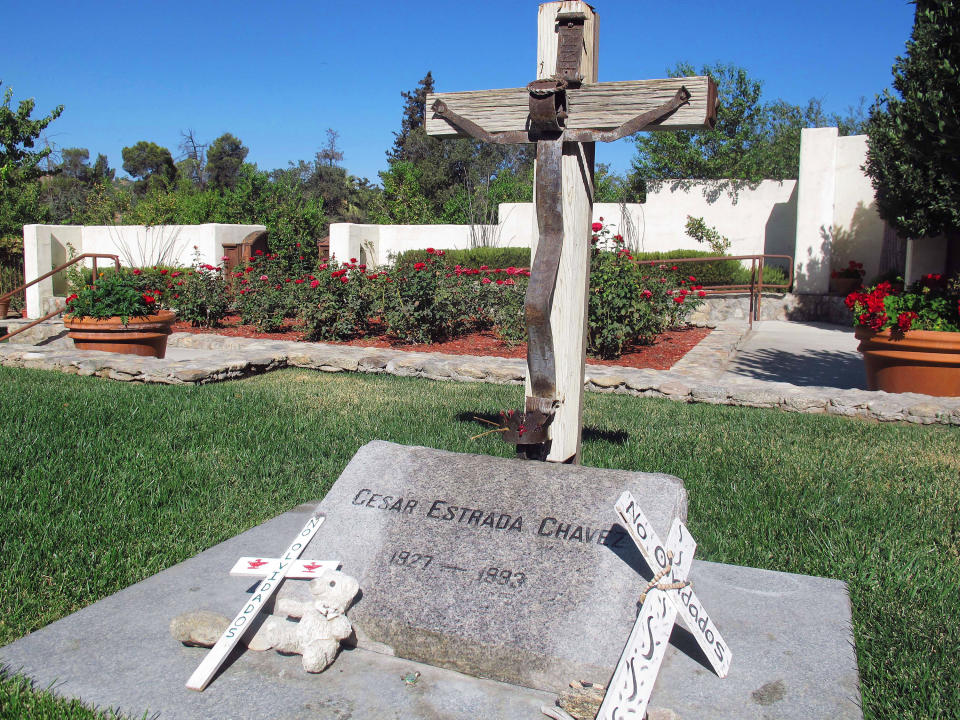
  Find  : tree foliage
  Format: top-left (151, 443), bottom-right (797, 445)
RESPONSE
top-left (630, 63), bottom-right (866, 199)
top-left (865, 0), bottom-right (960, 240)
top-left (205, 132), bottom-right (249, 190)
top-left (0, 82), bottom-right (64, 236)
top-left (379, 72), bottom-right (534, 229)
top-left (121, 141), bottom-right (176, 192)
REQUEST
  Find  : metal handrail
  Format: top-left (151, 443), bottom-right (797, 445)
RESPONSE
top-left (0, 253), bottom-right (121, 343)
top-left (634, 253), bottom-right (794, 327)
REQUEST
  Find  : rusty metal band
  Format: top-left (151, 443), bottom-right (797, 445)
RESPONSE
top-left (525, 137), bottom-right (564, 400)
top-left (555, 13), bottom-right (586, 86)
top-left (429, 100), bottom-right (530, 145)
top-left (562, 87), bottom-right (692, 143)
top-left (527, 78), bottom-right (568, 133)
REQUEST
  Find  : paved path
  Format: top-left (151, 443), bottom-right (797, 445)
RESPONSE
top-left (0, 319), bottom-right (957, 425)
top-left (720, 321), bottom-right (866, 390)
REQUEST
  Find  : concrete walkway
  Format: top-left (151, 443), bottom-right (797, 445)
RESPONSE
top-left (720, 321), bottom-right (866, 390)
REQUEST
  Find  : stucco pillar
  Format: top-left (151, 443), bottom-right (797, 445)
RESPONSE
top-left (794, 127), bottom-right (838, 293)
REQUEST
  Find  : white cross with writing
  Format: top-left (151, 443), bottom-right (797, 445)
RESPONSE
top-left (185, 511), bottom-right (336, 691)
top-left (596, 491), bottom-right (731, 719)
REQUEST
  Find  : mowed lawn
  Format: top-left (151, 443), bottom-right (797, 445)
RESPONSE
top-left (0, 366), bottom-right (957, 719)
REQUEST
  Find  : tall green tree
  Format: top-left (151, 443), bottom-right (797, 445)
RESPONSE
top-left (206, 132), bottom-right (248, 190)
top-left (0, 82), bottom-right (63, 236)
top-left (865, 0), bottom-right (960, 253)
top-left (380, 72), bottom-right (533, 227)
top-left (122, 141), bottom-right (177, 193)
top-left (630, 63), bottom-right (865, 199)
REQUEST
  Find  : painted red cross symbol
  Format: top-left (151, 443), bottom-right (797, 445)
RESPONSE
top-left (229, 557), bottom-right (340, 579)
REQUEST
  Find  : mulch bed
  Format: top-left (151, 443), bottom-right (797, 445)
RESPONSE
top-left (171, 316), bottom-right (710, 371)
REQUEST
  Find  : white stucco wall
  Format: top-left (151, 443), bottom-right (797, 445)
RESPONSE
top-left (22, 223), bottom-right (264, 318)
top-left (329, 224), bottom-right (487, 267)
top-left (905, 236), bottom-right (948, 284)
top-left (831, 135), bottom-right (887, 283)
top-left (794, 129), bottom-right (888, 293)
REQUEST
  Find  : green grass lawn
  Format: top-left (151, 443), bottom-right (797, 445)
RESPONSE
top-left (0, 366), bottom-right (957, 719)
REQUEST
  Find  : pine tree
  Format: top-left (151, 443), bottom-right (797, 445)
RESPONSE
top-left (865, 0), bottom-right (960, 247)
top-left (387, 72), bottom-right (434, 163)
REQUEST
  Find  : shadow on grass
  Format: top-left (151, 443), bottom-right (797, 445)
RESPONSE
top-left (727, 348), bottom-right (866, 389)
top-left (455, 412), bottom-right (629, 445)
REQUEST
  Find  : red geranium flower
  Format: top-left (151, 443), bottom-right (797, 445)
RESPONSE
top-left (142, 293), bottom-right (156, 304)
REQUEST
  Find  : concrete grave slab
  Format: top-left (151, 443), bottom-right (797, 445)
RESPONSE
top-left (0, 441), bottom-right (862, 719)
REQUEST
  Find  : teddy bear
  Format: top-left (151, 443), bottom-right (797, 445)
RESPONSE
top-left (171, 569), bottom-right (360, 673)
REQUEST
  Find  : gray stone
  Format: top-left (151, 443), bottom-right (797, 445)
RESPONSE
top-left (690, 384), bottom-right (728, 402)
top-left (656, 381), bottom-right (691, 397)
top-left (907, 402), bottom-right (940, 419)
top-left (588, 372), bottom-right (625, 389)
top-left (312, 441), bottom-right (688, 692)
top-left (729, 388), bottom-right (783, 408)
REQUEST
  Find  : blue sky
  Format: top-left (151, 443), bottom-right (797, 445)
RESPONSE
top-left (2, 0), bottom-right (915, 185)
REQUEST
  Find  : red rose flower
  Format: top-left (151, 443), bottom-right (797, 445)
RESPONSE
top-left (591, 222), bottom-right (603, 232)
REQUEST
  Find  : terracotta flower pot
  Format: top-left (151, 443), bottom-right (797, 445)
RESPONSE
top-left (64, 310), bottom-right (176, 359)
top-left (854, 327), bottom-right (960, 396)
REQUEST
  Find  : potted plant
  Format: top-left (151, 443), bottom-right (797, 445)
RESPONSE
top-left (845, 273), bottom-right (960, 396)
top-left (63, 269), bottom-right (175, 358)
top-left (830, 261), bottom-right (865, 295)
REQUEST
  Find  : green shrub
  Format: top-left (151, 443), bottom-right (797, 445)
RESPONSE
top-left (229, 252), bottom-right (293, 331)
top-left (163, 254), bottom-right (229, 327)
top-left (633, 249), bottom-right (744, 286)
top-left (589, 245), bottom-right (704, 358)
top-left (395, 246), bottom-right (531, 271)
top-left (63, 268), bottom-right (165, 321)
top-left (297, 259), bottom-right (379, 341)
top-left (381, 253), bottom-right (461, 344)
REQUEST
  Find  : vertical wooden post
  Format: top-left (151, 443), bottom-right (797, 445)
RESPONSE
top-left (529, 1), bottom-right (598, 463)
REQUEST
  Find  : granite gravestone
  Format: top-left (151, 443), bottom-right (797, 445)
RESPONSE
top-left (304, 440), bottom-right (689, 691)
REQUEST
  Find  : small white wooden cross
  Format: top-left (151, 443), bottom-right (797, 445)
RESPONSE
top-left (185, 511), bottom-right (337, 691)
top-left (596, 491), bottom-right (731, 719)
top-left (229, 557), bottom-right (340, 579)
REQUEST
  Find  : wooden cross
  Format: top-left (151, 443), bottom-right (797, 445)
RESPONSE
top-left (185, 511), bottom-right (333, 691)
top-left (595, 491), bottom-right (731, 718)
top-left (426, 2), bottom-right (717, 463)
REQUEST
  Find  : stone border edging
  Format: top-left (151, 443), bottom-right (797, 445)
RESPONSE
top-left (0, 321), bottom-right (958, 425)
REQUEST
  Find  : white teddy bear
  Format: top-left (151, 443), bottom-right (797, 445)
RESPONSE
top-left (171, 569), bottom-right (360, 673)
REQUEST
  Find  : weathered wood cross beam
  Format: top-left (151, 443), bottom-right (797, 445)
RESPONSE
top-left (426, 2), bottom-right (716, 463)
